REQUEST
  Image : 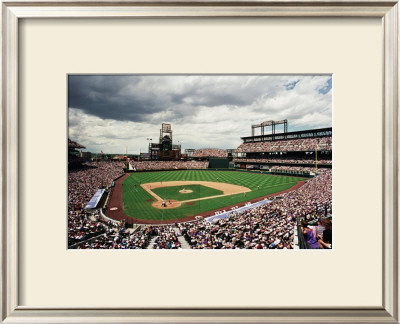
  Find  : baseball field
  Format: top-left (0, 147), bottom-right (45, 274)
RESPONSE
top-left (117, 170), bottom-right (306, 222)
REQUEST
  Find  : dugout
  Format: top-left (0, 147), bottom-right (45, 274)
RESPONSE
top-left (208, 158), bottom-right (229, 169)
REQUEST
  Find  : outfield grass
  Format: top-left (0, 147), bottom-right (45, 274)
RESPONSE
top-left (121, 170), bottom-right (305, 221)
top-left (152, 184), bottom-right (223, 201)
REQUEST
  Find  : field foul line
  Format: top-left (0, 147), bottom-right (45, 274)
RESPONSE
top-left (138, 179), bottom-right (300, 206)
top-left (180, 193), bottom-right (244, 204)
top-left (145, 189), bottom-right (247, 205)
top-left (141, 187), bottom-right (164, 202)
top-left (190, 182), bottom-right (299, 202)
top-left (140, 181), bottom-right (251, 206)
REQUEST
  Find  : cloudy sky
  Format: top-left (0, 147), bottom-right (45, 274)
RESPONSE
top-left (68, 75), bottom-right (332, 154)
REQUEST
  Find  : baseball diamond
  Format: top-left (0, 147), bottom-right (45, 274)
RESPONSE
top-left (105, 171), bottom-right (306, 223)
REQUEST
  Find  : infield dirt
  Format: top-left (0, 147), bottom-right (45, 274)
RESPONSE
top-left (140, 181), bottom-right (251, 209)
top-left (105, 175), bottom-right (306, 224)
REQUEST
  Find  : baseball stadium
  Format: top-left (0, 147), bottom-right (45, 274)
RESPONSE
top-left (68, 121), bottom-right (332, 250)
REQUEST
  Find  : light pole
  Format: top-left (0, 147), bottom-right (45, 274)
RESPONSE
top-left (147, 138), bottom-right (152, 160)
top-left (177, 140), bottom-right (183, 158)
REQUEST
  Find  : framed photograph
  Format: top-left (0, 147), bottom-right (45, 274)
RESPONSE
top-left (67, 74), bottom-right (332, 250)
top-left (2, 1), bottom-right (398, 323)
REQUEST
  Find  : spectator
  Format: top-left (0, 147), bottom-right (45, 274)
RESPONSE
top-left (318, 218), bottom-right (332, 249)
top-left (130, 160), bottom-right (209, 171)
top-left (193, 148), bottom-right (227, 158)
top-left (301, 220), bottom-right (320, 249)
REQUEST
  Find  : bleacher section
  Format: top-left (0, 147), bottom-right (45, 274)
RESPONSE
top-left (235, 136), bottom-right (332, 153)
top-left (193, 148), bottom-right (227, 158)
top-left (234, 128), bottom-right (332, 175)
top-left (130, 160), bottom-right (209, 171)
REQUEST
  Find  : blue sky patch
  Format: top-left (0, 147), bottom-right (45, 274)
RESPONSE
top-left (285, 80), bottom-right (299, 90)
top-left (318, 77), bottom-right (332, 95)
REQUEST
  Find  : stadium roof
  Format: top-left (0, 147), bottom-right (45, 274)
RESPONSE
top-left (241, 127), bottom-right (332, 141)
top-left (68, 138), bottom-right (85, 149)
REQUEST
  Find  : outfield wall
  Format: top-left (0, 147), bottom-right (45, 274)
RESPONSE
top-left (127, 168), bottom-right (311, 178)
top-left (208, 158), bottom-right (229, 169)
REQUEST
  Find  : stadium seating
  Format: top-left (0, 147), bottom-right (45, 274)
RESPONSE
top-left (192, 148), bottom-right (227, 158)
top-left (68, 161), bottom-right (125, 246)
top-left (235, 136), bottom-right (332, 153)
top-left (129, 160), bottom-right (209, 171)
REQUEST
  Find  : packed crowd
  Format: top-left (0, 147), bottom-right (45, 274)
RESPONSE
top-left (270, 166), bottom-right (331, 174)
top-left (192, 148), bottom-right (227, 158)
top-left (73, 168), bottom-right (332, 249)
top-left (174, 170), bottom-right (332, 249)
top-left (75, 222), bottom-right (183, 249)
top-left (68, 161), bottom-right (125, 246)
top-left (68, 210), bottom-right (108, 246)
top-left (233, 157), bottom-right (332, 165)
top-left (75, 224), bottom-right (155, 249)
top-left (150, 225), bottom-right (182, 249)
top-left (235, 136), bottom-right (332, 153)
top-left (130, 160), bottom-right (209, 171)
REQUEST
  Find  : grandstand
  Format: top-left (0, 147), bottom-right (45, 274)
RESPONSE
top-left (130, 160), bottom-right (209, 171)
top-left (68, 138), bottom-right (85, 149)
top-left (189, 148), bottom-right (230, 169)
top-left (68, 160), bottom-right (125, 247)
top-left (68, 138), bottom-right (86, 166)
top-left (234, 125), bottom-right (332, 176)
top-left (68, 120), bottom-right (332, 250)
top-left (192, 148), bottom-right (227, 158)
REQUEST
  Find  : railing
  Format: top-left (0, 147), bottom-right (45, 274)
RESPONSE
top-left (68, 229), bottom-right (107, 249)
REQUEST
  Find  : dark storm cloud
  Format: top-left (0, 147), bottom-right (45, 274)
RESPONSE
top-left (68, 75), bottom-right (164, 122)
top-left (68, 75), bottom-right (290, 122)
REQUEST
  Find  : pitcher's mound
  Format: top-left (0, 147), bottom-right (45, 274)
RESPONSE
top-left (179, 189), bottom-right (193, 194)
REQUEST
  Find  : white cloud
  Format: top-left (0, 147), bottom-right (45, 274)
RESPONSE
top-left (69, 75), bottom-right (332, 154)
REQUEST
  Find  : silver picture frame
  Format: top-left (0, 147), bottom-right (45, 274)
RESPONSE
top-left (1, 1), bottom-right (398, 323)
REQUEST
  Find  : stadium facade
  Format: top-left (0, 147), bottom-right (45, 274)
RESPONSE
top-left (233, 122), bottom-right (332, 176)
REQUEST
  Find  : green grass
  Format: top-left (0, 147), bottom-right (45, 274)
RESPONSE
top-left (152, 184), bottom-right (223, 201)
top-left (121, 170), bottom-right (305, 221)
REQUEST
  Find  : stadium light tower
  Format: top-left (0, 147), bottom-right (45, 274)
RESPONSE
top-left (146, 138), bottom-right (152, 159)
top-left (177, 140), bottom-right (183, 153)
